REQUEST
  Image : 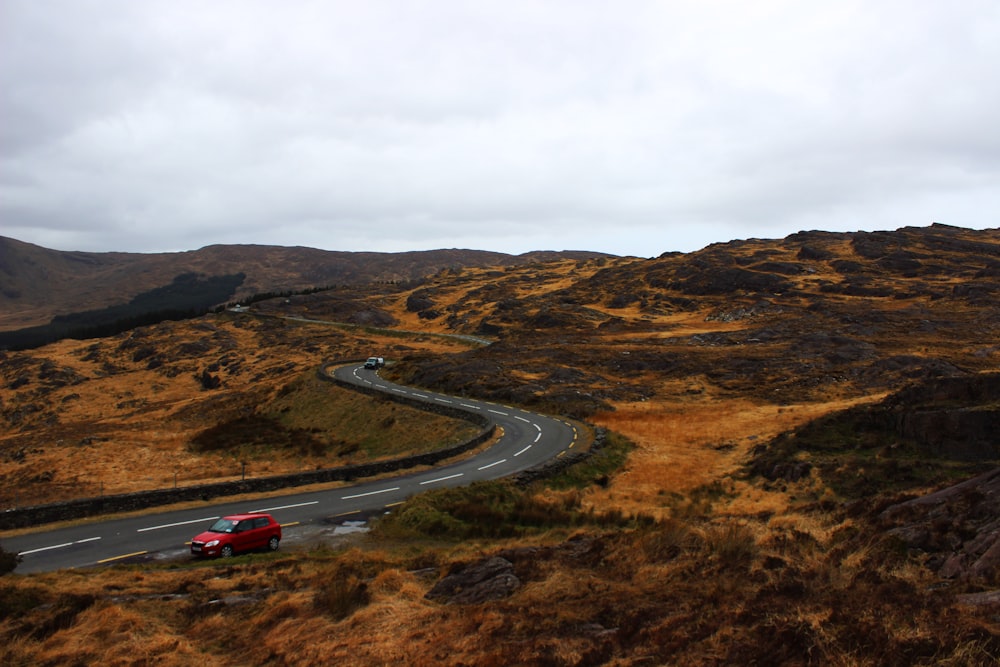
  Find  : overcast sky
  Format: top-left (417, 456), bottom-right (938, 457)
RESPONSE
top-left (2, 1), bottom-right (998, 258)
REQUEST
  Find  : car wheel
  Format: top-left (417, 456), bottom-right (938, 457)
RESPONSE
top-left (221, 544), bottom-right (234, 558)
top-left (268, 536), bottom-right (280, 551)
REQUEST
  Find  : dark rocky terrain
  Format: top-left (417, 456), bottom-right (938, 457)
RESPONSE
top-left (0, 235), bottom-right (611, 331)
top-left (2, 222), bottom-right (1000, 664)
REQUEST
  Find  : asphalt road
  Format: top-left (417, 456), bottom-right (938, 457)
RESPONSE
top-left (3, 362), bottom-right (581, 573)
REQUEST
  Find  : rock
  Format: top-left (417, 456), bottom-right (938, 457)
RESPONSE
top-left (425, 556), bottom-right (521, 604)
top-left (406, 292), bottom-right (437, 313)
top-left (764, 461), bottom-right (812, 482)
top-left (880, 467), bottom-right (1000, 582)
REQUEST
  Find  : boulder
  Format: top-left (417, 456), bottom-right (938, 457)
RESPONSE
top-left (425, 556), bottom-right (521, 605)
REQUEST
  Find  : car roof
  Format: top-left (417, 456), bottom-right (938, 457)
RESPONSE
top-left (221, 513), bottom-right (272, 520)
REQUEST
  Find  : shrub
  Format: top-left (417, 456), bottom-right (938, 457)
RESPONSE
top-left (545, 431), bottom-right (633, 490)
top-left (640, 518), bottom-right (692, 562)
top-left (374, 479), bottom-right (632, 541)
top-left (0, 544), bottom-right (20, 576)
top-left (313, 576), bottom-right (370, 621)
top-left (0, 584), bottom-right (41, 618)
top-left (704, 523), bottom-right (758, 568)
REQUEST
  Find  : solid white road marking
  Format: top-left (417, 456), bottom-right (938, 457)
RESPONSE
top-left (534, 432), bottom-right (542, 443)
top-left (488, 409), bottom-right (508, 416)
top-left (478, 459), bottom-right (507, 470)
top-left (435, 398), bottom-right (452, 404)
top-left (413, 393), bottom-right (428, 399)
top-left (341, 487), bottom-right (401, 500)
top-left (514, 415), bottom-right (530, 423)
top-left (514, 445), bottom-right (531, 457)
top-left (461, 403), bottom-right (480, 410)
top-left (137, 516), bottom-right (220, 532)
top-left (419, 473), bottom-right (465, 486)
top-left (251, 501), bottom-right (320, 513)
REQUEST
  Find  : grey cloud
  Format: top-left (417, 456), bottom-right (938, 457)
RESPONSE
top-left (1, 0), bottom-right (998, 257)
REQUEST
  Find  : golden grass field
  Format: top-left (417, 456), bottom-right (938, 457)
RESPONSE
top-left (3, 226), bottom-right (1000, 664)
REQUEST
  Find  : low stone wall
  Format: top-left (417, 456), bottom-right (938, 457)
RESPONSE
top-left (0, 361), bottom-right (495, 530)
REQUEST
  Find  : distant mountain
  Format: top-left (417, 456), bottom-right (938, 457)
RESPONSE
top-left (0, 236), bottom-right (613, 332)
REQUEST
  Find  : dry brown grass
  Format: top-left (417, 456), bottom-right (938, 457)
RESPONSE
top-left (586, 394), bottom-right (881, 519)
top-left (0, 315), bottom-right (476, 506)
top-left (5, 228), bottom-right (1000, 663)
top-left (2, 470), bottom-right (997, 666)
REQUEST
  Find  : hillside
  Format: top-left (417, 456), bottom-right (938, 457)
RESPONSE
top-left (0, 235), bottom-right (612, 332)
top-left (2, 223), bottom-right (1000, 665)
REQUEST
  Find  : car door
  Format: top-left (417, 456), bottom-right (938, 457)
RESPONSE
top-left (233, 519), bottom-right (257, 552)
top-left (254, 516), bottom-right (274, 549)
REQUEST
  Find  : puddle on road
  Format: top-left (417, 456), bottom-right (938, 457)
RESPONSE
top-left (333, 520), bottom-right (370, 535)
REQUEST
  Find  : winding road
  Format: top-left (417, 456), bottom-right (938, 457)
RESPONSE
top-left (3, 362), bottom-right (581, 573)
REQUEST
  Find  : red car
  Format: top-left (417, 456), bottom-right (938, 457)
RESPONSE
top-left (190, 513), bottom-right (282, 558)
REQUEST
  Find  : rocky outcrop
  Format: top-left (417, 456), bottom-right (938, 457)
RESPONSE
top-left (881, 374), bottom-right (1000, 461)
top-left (880, 467), bottom-right (1000, 583)
top-left (425, 556), bottom-right (521, 604)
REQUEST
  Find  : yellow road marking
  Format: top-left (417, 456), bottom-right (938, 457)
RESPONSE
top-left (98, 551), bottom-right (147, 564)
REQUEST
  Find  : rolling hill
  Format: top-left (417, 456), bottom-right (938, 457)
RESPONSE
top-left (0, 235), bottom-right (612, 332)
top-left (2, 222), bottom-right (1000, 665)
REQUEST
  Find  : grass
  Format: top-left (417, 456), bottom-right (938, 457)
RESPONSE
top-left (372, 479), bottom-right (634, 541)
top-left (190, 373), bottom-right (480, 463)
top-left (749, 400), bottom-right (999, 500)
top-left (0, 317), bottom-right (479, 506)
top-left (5, 228), bottom-right (1000, 663)
top-left (543, 430), bottom-right (633, 490)
top-left (2, 428), bottom-right (998, 666)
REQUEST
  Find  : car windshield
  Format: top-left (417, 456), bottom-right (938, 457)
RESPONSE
top-left (207, 518), bottom-right (237, 533)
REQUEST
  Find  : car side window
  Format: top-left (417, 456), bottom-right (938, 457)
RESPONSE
top-left (254, 517), bottom-right (268, 529)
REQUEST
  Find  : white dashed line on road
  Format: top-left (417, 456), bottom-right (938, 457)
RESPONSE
top-left (419, 473), bottom-right (465, 486)
top-left (477, 459), bottom-right (507, 470)
top-left (341, 487), bottom-right (401, 500)
top-left (137, 516), bottom-right (219, 533)
top-left (19, 536), bottom-right (102, 556)
top-left (251, 501), bottom-right (320, 513)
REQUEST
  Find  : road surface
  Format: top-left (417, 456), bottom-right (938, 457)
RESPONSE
top-left (3, 362), bottom-right (581, 573)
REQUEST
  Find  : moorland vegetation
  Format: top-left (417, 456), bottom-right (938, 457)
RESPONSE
top-left (1, 223), bottom-right (999, 665)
